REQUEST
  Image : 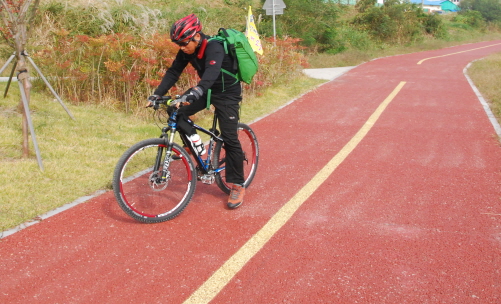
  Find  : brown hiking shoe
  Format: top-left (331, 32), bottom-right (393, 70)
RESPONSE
top-left (227, 184), bottom-right (245, 209)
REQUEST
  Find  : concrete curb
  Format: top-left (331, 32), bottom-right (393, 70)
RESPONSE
top-left (463, 61), bottom-right (501, 140)
top-left (0, 190), bottom-right (107, 239)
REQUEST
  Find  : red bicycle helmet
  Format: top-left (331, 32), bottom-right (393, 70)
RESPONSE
top-left (170, 14), bottom-right (202, 44)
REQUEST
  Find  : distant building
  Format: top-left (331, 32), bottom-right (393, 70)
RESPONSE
top-left (440, 0), bottom-right (460, 11)
top-left (327, 0), bottom-right (358, 4)
top-left (351, 0), bottom-right (460, 11)
top-left (407, 0), bottom-right (460, 12)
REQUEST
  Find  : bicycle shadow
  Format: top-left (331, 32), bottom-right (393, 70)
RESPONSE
top-left (101, 183), bottom-right (229, 224)
top-left (99, 190), bottom-right (139, 224)
top-left (191, 183), bottom-right (228, 204)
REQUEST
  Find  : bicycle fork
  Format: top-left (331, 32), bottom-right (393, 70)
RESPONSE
top-left (156, 116), bottom-right (179, 183)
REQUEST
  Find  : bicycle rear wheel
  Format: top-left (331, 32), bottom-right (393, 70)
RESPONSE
top-left (113, 139), bottom-right (196, 223)
top-left (213, 123), bottom-right (259, 194)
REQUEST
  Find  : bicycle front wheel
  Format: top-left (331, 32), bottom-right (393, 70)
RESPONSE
top-left (213, 123), bottom-right (259, 194)
top-left (113, 139), bottom-right (196, 223)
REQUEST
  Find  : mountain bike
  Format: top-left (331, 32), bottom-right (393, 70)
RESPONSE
top-left (112, 96), bottom-right (259, 223)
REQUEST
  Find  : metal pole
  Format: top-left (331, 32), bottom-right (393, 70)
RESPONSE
top-left (272, 0), bottom-right (276, 42)
top-left (4, 59), bottom-right (17, 98)
top-left (0, 54), bottom-right (15, 75)
top-left (18, 80), bottom-right (44, 171)
top-left (26, 55), bottom-right (75, 120)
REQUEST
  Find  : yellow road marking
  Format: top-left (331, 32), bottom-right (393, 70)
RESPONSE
top-left (183, 81), bottom-right (407, 304)
top-left (417, 43), bottom-right (501, 65)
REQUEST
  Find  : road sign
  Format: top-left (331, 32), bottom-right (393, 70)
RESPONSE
top-left (266, 8), bottom-right (284, 15)
top-left (263, 0), bottom-right (286, 15)
top-left (262, 0), bottom-right (286, 40)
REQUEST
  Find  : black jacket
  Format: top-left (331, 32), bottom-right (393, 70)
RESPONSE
top-left (154, 33), bottom-right (241, 97)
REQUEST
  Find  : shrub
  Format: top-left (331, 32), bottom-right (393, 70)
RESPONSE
top-left (352, 0), bottom-right (445, 43)
top-left (257, 0), bottom-right (343, 52)
top-left (31, 28), bottom-right (307, 114)
top-left (460, 0), bottom-right (501, 23)
top-left (422, 13), bottom-right (448, 38)
top-left (37, 1), bottom-right (169, 36)
top-left (25, 1), bottom-right (304, 114)
top-left (454, 10), bottom-right (487, 28)
top-left (244, 37), bottom-right (308, 94)
top-left (339, 26), bottom-right (373, 51)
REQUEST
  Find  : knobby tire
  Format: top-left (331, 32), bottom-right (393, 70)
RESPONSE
top-left (112, 139), bottom-right (196, 223)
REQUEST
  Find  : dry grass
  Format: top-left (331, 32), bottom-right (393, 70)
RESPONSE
top-left (45, 0), bottom-right (262, 13)
top-left (467, 52), bottom-right (501, 127)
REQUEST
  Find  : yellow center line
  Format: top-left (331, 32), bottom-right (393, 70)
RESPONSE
top-left (417, 43), bottom-right (501, 65)
top-left (183, 81), bottom-right (407, 304)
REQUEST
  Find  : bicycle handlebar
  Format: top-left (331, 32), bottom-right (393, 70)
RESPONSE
top-left (147, 95), bottom-right (184, 110)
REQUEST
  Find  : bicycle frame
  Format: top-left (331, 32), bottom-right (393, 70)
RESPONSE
top-left (160, 107), bottom-right (225, 177)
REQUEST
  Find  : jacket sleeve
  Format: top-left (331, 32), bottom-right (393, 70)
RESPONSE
top-left (196, 41), bottom-right (225, 93)
top-left (153, 50), bottom-right (189, 96)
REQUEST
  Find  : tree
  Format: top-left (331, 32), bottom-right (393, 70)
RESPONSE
top-left (459, 0), bottom-right (501, 23)
top-left (0, 0), bottom-right (41, 158)
top-left (259, 0), bottom-right (342, 52)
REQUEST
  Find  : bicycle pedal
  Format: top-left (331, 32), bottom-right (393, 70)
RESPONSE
top-left (199, 174), bottom-right (215, 184)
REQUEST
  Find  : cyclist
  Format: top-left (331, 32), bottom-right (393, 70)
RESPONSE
top-left (146, 14), bottom-right (245, 209)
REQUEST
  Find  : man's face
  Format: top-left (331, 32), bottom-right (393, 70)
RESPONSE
top-left (177, 33), bottom-right (200, 55)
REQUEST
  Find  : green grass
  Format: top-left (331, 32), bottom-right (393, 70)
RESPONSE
top-left (0, 75), bottom-right (325, 232)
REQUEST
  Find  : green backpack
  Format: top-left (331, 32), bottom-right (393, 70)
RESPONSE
top-left (209, 28), bottom-right (259, 85)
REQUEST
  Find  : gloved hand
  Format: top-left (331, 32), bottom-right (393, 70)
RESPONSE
top-left (146, 95), bottom-right (161, 108)
top-left (179, 86), bottom-right (203, 104)
top-left (146, 95), bottom-right (171, 109)
top-left (148, 95), bottom-right (161, 102)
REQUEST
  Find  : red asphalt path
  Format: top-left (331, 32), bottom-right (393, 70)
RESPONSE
top-left (2, 40), bottom-right (501, 303)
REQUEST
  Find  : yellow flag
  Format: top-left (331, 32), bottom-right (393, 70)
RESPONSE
top-left (245, 6), bottom-right (263, 55)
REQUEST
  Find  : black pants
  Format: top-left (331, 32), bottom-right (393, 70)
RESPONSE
top-left (176, 95), bottom-right (244, 185)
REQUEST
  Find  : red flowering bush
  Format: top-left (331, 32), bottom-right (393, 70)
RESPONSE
top-left (33, 30), bottom-right (308, 114)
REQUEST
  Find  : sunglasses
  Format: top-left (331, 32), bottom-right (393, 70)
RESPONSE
top-left (175, 37), bottom-right (194, 47)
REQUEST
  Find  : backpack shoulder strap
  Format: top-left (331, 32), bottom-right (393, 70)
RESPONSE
top-left (219, 28), bottom-right (230, 37)
top-left (208, 35), bottom-right (229, 55)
